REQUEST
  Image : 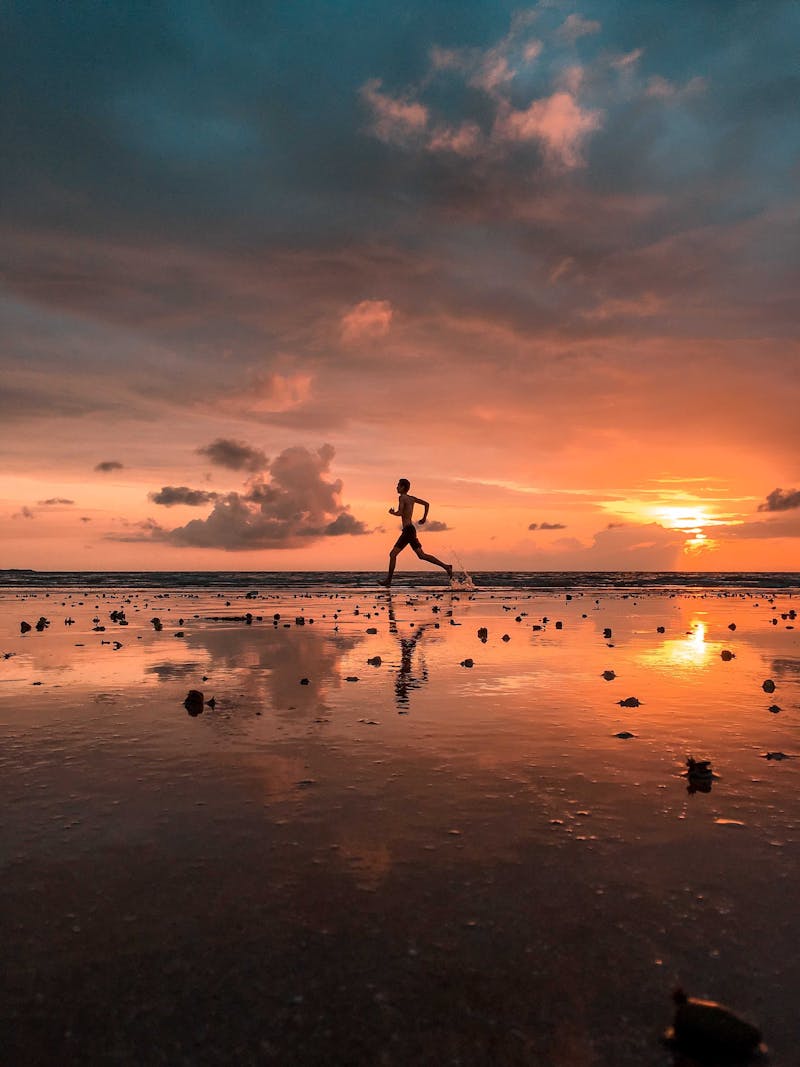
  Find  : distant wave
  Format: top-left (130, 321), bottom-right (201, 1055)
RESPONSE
top-left (1, 570), bottom-right (798, 591)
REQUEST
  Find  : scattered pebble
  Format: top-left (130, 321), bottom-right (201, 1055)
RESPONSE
top-left (665, 988), bottom-right (762, 1059)
top-left (183, 690), bottom-right (204, 717)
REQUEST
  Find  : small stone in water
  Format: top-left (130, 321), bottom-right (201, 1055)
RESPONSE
top-left (666, 988), bottom-right (762, 1058)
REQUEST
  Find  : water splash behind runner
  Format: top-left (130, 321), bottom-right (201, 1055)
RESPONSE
top-left (448, 550), bottom-right (476, 590)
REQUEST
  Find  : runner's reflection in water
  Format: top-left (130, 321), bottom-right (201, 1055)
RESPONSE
top-left (386, 592), bottom-right (438, 711)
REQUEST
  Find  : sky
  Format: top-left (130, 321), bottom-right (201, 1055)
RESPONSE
top-left (1, 0), bottom-right (799, 572)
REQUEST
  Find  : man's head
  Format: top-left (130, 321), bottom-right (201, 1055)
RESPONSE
top-left (397, 478), bottom-right (410, 493)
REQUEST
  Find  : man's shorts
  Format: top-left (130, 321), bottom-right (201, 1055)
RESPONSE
top-left (393, 524), bottom-right (422, 552)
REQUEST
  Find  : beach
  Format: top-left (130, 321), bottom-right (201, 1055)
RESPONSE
top-left (2, 576), bottom-right (799, 1065)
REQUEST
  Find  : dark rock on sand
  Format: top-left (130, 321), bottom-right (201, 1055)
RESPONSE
top-left (603, 627), bottom-right (612, 639)
top-left (768, 704), bottom-right (781, 713)
top-left (150, 617), bottom-right (163, 631)
top-left (720, 649), bottom-right (735, 661)
top-left (477, 627), bottom-right (488, 642)
top-left (762, 751), bottom-right (791, 760)
top-left (460, 658), bottom-right (474, 668)
top-left (618, 696), bottom-right (640, 708)
top-left (602, 670), bottom-right (616, 681)
top-left (20, 621), bottom-right (31, 634)
top-left (367, 656), bottom-right (382, 666)
top-left (686, 757), bottom-right (713, 780)
top-left (762, 679), bottom-right (776, 693)
top-left (615, 731), bottom-right (635, 739)
top-left (183, 690), bottom-right (204, 717)
top-left (665, 987), bottom-right (762, 1059)
top-left (728, 622), bottom-right (737, 631)
top-left (300, 677), bottom-right (310, 685)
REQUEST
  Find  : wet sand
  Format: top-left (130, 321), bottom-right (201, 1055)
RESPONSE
top-left (1, 582), bottom-right (799, 1065)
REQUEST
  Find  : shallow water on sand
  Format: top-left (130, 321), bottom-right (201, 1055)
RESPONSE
top-left (1, 584), bottom-right (799, 1065)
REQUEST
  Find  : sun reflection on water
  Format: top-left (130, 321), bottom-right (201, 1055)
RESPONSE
top-left (638, 619), bottom-right (719, 672)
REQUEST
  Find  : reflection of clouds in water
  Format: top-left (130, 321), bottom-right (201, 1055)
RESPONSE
top-left (769, 657), bottom-right (800, 680)
top-left (146, 661), bottom-right (203, 682)
top-left (182, 623), bottom-right (365, 711)
top-left (337, 839), bottom-right (392, 891)
top-left (246, 751), bottom-right (313, 799)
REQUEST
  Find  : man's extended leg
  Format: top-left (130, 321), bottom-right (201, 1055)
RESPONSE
top-left (415, 548), bottom-right (453, 579)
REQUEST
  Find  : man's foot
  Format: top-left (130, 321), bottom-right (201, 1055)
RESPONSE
top-left (445, 565), bottom-right (453, 580)
top-left (379, 579), bottom-right (392, 587)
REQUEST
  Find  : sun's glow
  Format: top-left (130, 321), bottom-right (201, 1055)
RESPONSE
top-left (652, 504), bottom-right (724, 555)
top-left (638, 619), bottom-right (718, 671)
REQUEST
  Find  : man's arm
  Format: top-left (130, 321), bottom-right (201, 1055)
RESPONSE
top-left (408, 495), bottom-right (430, 523)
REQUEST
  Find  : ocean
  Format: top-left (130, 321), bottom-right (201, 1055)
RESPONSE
top-left (2, 569), bottom-right (799, 591)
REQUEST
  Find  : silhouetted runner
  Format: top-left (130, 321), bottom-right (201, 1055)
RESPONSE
top-left (380, 478), bottom-right (452, 587)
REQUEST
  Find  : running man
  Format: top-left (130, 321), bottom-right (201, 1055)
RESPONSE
top-left (380, 478), bottom-right (453, 587)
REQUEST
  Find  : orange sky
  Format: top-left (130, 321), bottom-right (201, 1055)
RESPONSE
top-left (1, 2), bottom-right (799, 571)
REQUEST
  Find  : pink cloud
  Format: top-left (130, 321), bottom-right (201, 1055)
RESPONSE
top-left (246, 371), bottom-right (312, 413)
top-left (360, 79), bottom-right (428, 145)
top-left (558, 14), bottom-right (601, 43)
top-left (340, 299), bottom-right (394, 343)
top-left (493, 91), bottom-right (603, 169)
top-left (611, 48), bottom-right (644, 72)
top-left (583, 292), bottom-right (665, 321)
top-left (427, 121), bottom-right (482, 156)
top-left (646, 75), bottom-right (708, 100)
